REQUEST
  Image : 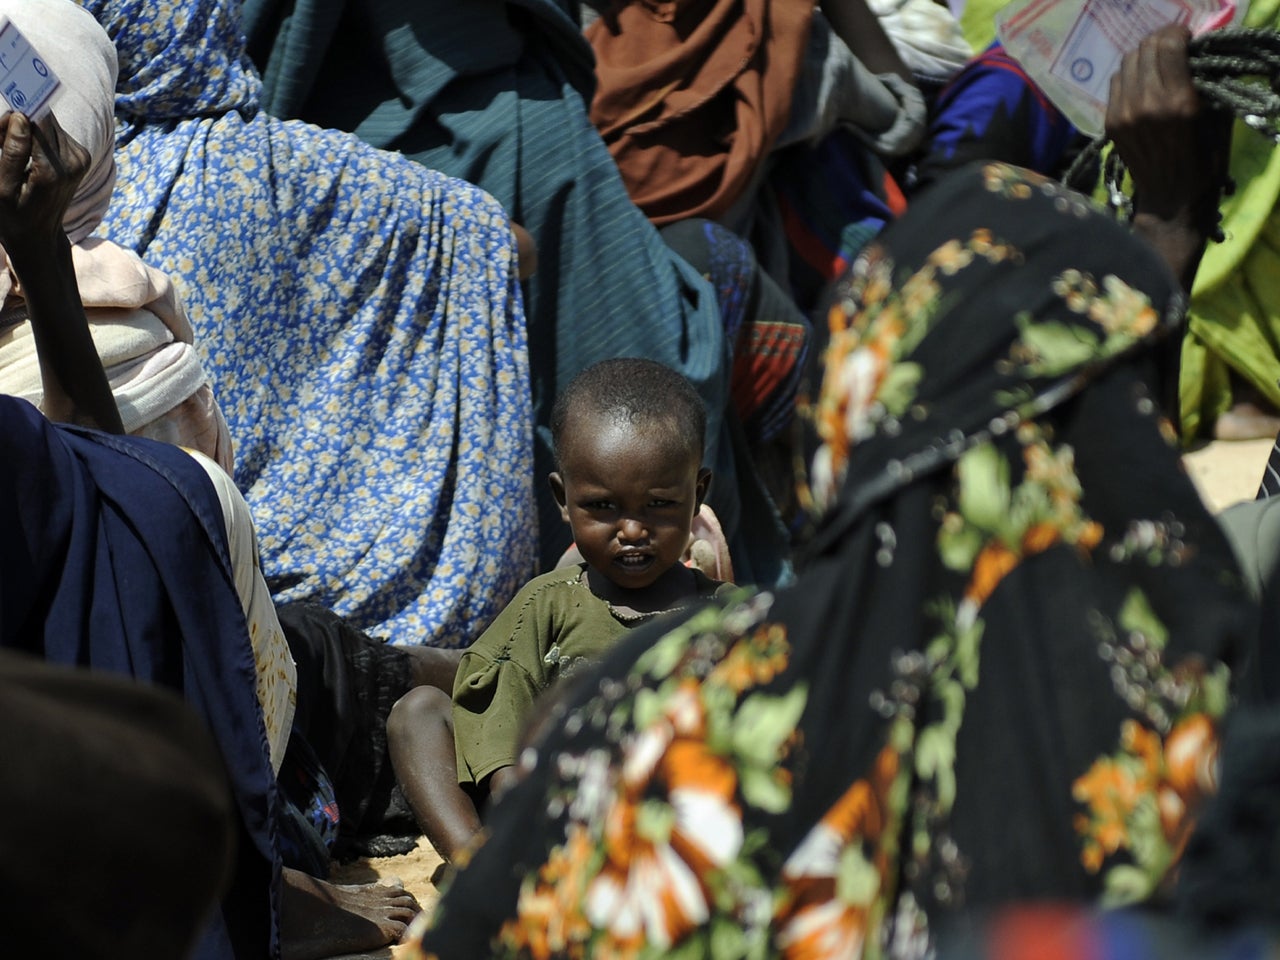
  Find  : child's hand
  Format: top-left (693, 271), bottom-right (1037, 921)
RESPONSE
top-left (0, 111), bottom-right (90, 262)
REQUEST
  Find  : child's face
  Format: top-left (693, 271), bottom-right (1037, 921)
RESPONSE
top-left (550, 415), bottom-right (710, 598)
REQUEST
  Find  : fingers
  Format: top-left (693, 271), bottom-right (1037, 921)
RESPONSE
top-left (1107, 24), bottom-right (1197, 135)
top-left (30, 111), bottom-right (90, 185)
top-left (1149, 24), bottom-right (1193, 87)
top-left (0, 111), bottom-right (33, 203)
top-left (0, 108), bottom-right (92, 251)
top-left (1146, 25), bottom-right (1197, 118)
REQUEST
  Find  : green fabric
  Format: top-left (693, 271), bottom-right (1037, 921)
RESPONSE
top-left (959, 0), bottom-right (1007, 52)
top-left (1217, 496), bottom-right (1280, 602)
top-left (451, 564), bottom-right (727, 785)
top-left (965, 0), bottom-right (1280, 439)
top-left (1181, 0), bottom-right (1280, 439)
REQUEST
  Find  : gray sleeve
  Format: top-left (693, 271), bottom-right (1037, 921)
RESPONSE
top-left (1217, 497), bottom-right (1280, 602)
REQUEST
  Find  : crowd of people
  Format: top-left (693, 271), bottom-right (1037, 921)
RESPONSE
top-left (7, 0), bottom-right (1280, 958)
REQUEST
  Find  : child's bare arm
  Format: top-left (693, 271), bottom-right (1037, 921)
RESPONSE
top-left (0, 111), bottom-right (123, 433)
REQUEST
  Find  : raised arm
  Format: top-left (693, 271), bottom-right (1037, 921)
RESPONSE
top-left (0, 110), bottom-right (123, 433)
top-left (819, 0), bottom-right (914, 83)
top-left (1106, 25), bottom-right (1232, 295)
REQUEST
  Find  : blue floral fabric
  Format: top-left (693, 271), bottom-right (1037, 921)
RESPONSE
top-left (76, 0), bottom-right (536, 647)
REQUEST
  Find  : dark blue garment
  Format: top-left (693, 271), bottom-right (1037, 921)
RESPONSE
top-left (914, 42), bottom-right (1079, 192)
top-left (0, 397), bottom-right (281, 960)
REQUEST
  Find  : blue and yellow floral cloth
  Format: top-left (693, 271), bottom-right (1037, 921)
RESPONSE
top-left (77, 0), bottom-right (536, 646)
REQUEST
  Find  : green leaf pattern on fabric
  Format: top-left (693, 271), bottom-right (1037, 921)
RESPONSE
top-left (497, 590), bottom-right (807, 960)
top-left (1073, 592), bottom-right (1231, 905)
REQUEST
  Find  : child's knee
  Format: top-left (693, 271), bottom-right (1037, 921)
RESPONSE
top-left (387, 684), bottom-right (453, 745)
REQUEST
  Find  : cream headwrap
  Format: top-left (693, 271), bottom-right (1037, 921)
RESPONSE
top-left (0, 0), bottom-right (231, 471)
top-left (0, 0), bottom-right (118, 259)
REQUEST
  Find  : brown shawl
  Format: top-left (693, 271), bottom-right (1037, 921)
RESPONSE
top-left (586, 0), bottom-right (814, 225)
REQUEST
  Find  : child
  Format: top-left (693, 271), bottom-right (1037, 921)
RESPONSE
top-left (387, 357), bottom-right (732, 862)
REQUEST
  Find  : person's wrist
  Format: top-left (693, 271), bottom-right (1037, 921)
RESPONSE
top-left (1131, 183), bottom-right (1224, 240)
top-left (5, 229), bottom-right (70, 276)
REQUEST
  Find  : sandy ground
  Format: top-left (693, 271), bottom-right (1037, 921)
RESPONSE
top-left (320, 435), bottom-right (1276, 959)
top-left (1183, 437), bottom-right (1274, 513)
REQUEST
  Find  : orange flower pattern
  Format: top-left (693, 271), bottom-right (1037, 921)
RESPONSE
top-left (775, 746), bottom-right (901, 960)
top-left (496, 591), bottom-right (807, 960)
top-left (807, 227), bottom-right (1020, 515)
top-left (1072, 591), bottom-right (1230, 905)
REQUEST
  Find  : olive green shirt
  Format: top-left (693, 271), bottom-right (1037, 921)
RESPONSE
top-left (452, 563), bottom-right (727, 786)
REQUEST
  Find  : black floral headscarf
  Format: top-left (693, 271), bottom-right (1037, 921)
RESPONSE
top-left (409, 163), bottom-right (1257, 960)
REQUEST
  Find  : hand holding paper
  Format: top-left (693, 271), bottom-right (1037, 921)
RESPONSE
top-left (0, 110), bottom-right (90, 263)
top-left (0, 16), bottom-right (60, 122)
top-left (996, 0), bottom-right (1240, 135)
top-left (1108, 25), bottom-right (1233, 289)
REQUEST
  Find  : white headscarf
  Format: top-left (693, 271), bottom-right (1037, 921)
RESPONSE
top-left (0, 0), bottom-right (117, 244)
top-left (0, 0), bottom-right (227, 465)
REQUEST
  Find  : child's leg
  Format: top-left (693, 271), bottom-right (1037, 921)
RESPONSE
top-left (386, 685), bottom-right (483, 862)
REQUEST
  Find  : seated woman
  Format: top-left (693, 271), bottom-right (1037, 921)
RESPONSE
top-left (0, 0), bottom-right (233, 471)
top-left (239, 0), bottom-right (804, 583)
top-left (403, 30), bottom-right (1258, 958)
top-left (0, 100), bottom-right (418, 960)
top-left (74, 0), bottom-right (536, 648)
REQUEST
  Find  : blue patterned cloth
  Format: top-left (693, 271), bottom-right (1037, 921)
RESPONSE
top-left (76, 0), bottom-right (536, 647)
top-left (914, 42), bottom-right (1079, 191)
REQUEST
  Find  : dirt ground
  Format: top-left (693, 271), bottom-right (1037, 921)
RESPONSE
top-left (1183, 437), bottom-right (1274, 512)
top-left (322, 435), bottom-right (1276, 959)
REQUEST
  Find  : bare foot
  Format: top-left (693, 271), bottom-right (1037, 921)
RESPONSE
top-left (281, 867), bottom-right (421, 960)
top-left (1212, 401), bottom-right (1280, 441)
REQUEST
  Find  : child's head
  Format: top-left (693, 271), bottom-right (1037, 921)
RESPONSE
top-left (549, 358), bottom-right (711, 600)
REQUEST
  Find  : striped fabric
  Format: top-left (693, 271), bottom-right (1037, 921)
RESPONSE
top-left (1257, 433), bottom-right (1280, 499)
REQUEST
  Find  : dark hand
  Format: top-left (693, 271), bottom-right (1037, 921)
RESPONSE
top-left (0, 111), bottom-right (90, 263)
top-left (1105, 24), bottom-right (1231, 228)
